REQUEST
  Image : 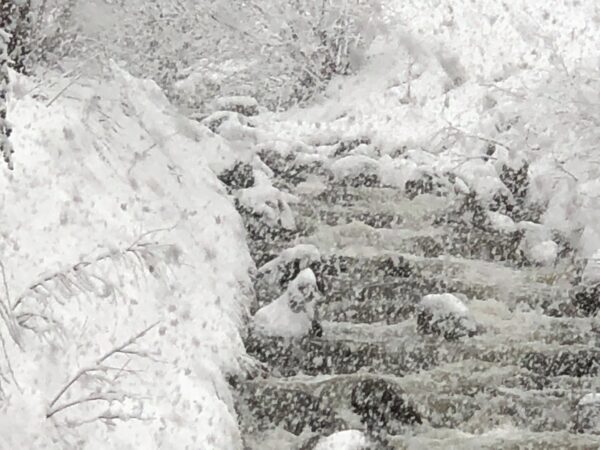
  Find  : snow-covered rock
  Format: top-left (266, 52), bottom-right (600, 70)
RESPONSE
top-left (576, 393), bottom-right (600, 434)
top-left (252, 269), bottom-right (320, 339)
top-left (329, 155), bottom-right (380, 182)
top-left (213, 95), bottom-right (259, 116)
top-left (516, 221), bottom-right (558, 265)
top-left (581, 250), bottom-right (600, 286)
top-left (417, 293), bottom-right (477, 340)
top-left (258, 244), bottom-right (321, 283)
top-left (487, 211), bottom-right (517, 233)
top-left (527, 240), bottom-right (558, 266)
top-left (313, 430), bottom-right (371, 450)
top-left (236, 171), bottom-right (299, 229)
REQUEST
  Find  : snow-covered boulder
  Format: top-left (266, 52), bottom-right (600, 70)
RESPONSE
top-left (581, 250), bottom-right (600, 286)
top-left (213, 95), bottom-right (259, 116)
top-left (487, 211), bottom-right (517, 233)
top-left (417, 293), bottom-right (478, 340)
top-left (517, 221), bottom-right (558, 265)
top-left (252, 269), bottom-right (320, 339)
top-left (313, 430), bottom-right (372, 450)
top-left (236, 171), bottom-right (299, 229)
top-left (575, 393), bottom-right (600, 434)
top-left (527, 240), bottom-right (558, 266)
top-left (329, 154), bottom-right (380, 186)
top-left (258, 244), bottom-right (321, 284)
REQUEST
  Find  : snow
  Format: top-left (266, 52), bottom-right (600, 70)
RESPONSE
top-left (526, 240), bottom-right (558, 266)
top-left (252, 268), bottom-right (319, 339)
top-left (214, 96), bottom-right (259, 109)
top-left (578, 393), bottom-right (600, 407)
top-left (313, 430), bottom-right (371, 450)
top-left (258, 244), bottom-right (321, 279)
top-left (487, 212), bottom-right (517, 233)
top-left (1, 63), bottom-right (254, 449)
top-left (235, 171), bottom-right (299, 229)
top-left (581, 250), bottom-right (600, 286)
top-left (421, 293), bottom-right (471, 318)
top-left (329, 154), bottom-right (380, 181)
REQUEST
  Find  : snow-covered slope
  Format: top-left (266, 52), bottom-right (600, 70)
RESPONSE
top-left (0, 63), bottom-right (254, 449)
top-left (255, 0), bottom-right (600, 259)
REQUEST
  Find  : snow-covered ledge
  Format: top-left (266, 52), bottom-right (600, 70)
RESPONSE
top-left (0, 64), bottom-right (254, 449)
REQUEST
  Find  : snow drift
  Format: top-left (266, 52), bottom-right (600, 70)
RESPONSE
top-left (0, 63), bottom-right (254, 449)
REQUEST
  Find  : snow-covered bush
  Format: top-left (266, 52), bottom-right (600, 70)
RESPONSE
top-left (0, 29), bottom-right (14, 169)
top-left (26, 0), bottom-right (385, 110)
top-left (0, 0), bottom-right (31, 72)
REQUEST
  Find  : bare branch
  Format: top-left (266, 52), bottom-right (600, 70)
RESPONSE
top-left (46, 321), bottom-right (159, 419)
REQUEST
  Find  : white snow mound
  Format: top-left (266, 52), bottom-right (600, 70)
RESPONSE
top-left (314, 430), bottom-right (371, 450)
top-left (252, 268), bottom-right (319, 339)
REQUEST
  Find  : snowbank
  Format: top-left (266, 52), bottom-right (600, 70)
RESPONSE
top-left (0, 63), bottom-right (254, 449)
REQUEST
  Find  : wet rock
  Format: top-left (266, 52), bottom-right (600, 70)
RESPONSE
top-left (240, 385), bottom-right (342, 436)
top-left (416, 293), bottom-right (477, 340)
top-left (521, 350), bottom-right (600, 377)
top-left (217, 161), bottom-right (255, 190)
top-left (350, 378), bottom-right (422, 432)
top-left (574, 393), bottom-right (600, 434)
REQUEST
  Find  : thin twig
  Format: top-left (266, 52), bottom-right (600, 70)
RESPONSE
top-left (46, 73), bottom-right (82, 108)
top-left (46, 321), bottom-right (159, 418)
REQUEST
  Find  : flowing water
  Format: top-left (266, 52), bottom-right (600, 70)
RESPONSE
top-left (231, 144), bottom-right (600, 449)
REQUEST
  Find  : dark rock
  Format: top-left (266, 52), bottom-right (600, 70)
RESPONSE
top-left (570, 283), bottom-right (600, 317)
top-left (217, 162), bottom-right (255, 190)
top-left (355, 212), bottom-right (400, 228)
top-left (574, 393), bottom-right (600, 434)
top-left (257, 148), bottom-right (295, 176)
top-left (521, 350), bottom-right (600, 377)
top-left (416, 294), bottom-right (477, 341)
top-left (301, 340), bottom-right (387, 375)
top-left (333, 137), bottom-right (372, 157)
top-left (239, 385), bottom-right (342, 435)
top-left (245, 334), bottom-right (301, 377)
top-left (412, 236), bottom-right (444, 257)
top-left (373, 255), bottom-right (413, 278)
top-left (340, 173), bottom-right (380, 188)
top-left (350, 378), bottom-right (422, 432)
top-left (499, 162), bottom-right (529, 204)
top-left (405, 174), bottom-right (445, 199)
top-left (214, 96), bottom-right (259, 116)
